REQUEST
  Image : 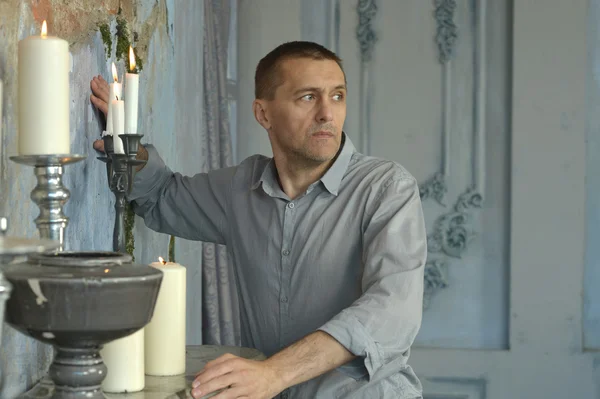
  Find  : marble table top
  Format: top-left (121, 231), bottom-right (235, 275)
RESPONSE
top-left (20, 345), bottom-right (265, 399)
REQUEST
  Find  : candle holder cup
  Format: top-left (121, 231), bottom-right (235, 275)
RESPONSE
top-left (98, 134), bottom-right (146, 253)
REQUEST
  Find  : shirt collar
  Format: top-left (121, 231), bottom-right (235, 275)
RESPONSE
top-left (319, 133), bottom-right (355, 195)
top-left (251, 132), bottom-right (356, 197)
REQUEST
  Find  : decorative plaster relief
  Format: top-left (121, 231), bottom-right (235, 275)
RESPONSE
top-left (356, 0), bottom-right (378, 63)
top-left (420, 172), bottom-right (448, 206)
top-left (352, 1), bottom-right (485, 309)
top-left (434, 0), bottom-right (458, 64)
top-left (423, 186), bottom-right (483, 308)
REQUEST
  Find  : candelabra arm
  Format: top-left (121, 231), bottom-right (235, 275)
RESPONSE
top-left (111, 156), bottom-right (128, 253)
top-left (99, 134), bottom-right (145, 254)
top-left (113, 193), bottom-right (126, 254)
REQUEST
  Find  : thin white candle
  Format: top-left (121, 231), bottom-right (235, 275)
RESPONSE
top-left (18, 20), bottom-right (70, 155)
top-left (110, 97), bottom-right (125, 154)
top-left (106, 63), bottom-right (124, 154)
top-left (124, 46), bottom-right (139, 134)
top-left (145, 257), bottom-right (186, 376)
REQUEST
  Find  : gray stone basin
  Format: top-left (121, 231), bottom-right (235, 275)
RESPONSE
top-left (0, 234), bottom-right (59, 391)
top-left (1, 251), bottom-right (163, 399)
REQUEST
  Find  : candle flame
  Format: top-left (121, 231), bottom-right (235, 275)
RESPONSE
top-left (111, 62), bottom-right (118, 83)
top-left (129, 46), bottom-right (136, 72)
top-left (41, 21), bottom-right (47, 37)
top-left (158, 256), bottom-right (167, 265)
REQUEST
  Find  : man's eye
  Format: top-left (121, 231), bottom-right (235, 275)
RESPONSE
top-left (333, 93), bottom-right (344, 101)
top-left (302, 94), bottom-right (315, 101)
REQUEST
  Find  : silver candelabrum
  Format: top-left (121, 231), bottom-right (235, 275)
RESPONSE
top-left (97, 134), bottom-right (146, 253)
top-left (9, 154), bottom-right (86, 251)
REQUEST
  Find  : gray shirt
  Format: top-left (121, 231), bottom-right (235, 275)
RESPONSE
top-left (129, 134), bottom-right (427, 399)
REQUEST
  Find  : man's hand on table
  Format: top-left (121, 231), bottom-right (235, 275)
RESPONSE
top-left (191, 353), bottom-right (283, 399)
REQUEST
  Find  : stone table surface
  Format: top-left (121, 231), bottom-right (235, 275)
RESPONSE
top-left (20, 345), bottom-right (265, 399)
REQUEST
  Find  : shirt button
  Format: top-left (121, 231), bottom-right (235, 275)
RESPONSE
top-left (287, 202), bottom-right (295, 209)
top-left (282, 249), bottom-right (290, 256)
top-left (281, 296), bottom-right (288, 303)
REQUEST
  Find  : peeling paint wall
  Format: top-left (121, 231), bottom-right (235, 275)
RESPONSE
top-left (0, 1), bottom-right (205, 396)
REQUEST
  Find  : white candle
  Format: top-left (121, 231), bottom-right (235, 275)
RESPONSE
top-left (124, 46), bottom-right (139, 134)
top-left (18, 20), bottom-right (70, 155)
top-left (110, 96), bottom-right (125, 154)
top-left (100, 329), bottom-right (145, 393)
top-left (106, 63), bottom-right (124, 154)
top-left (145, 257), bottom-right (186, 376)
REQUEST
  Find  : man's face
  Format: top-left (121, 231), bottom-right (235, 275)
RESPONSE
top-left (256, 57), bottom-right (347, 164)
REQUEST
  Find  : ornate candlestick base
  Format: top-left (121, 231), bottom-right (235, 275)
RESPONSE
top-left (98, 134), bottom-right (146, 253)
top-left (10, 154), bottom-right (86, 251)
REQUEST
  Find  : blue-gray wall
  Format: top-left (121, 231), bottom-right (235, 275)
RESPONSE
top-left (0, 1), bottom-right (206, 396)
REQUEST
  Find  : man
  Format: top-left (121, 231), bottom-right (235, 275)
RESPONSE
top-left (90, 41), bottom-right (426, 399)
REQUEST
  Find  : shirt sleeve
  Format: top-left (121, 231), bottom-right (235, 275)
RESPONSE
top-left (127, 145), bottom-right (232, 244)
top-left (318, 175), bottom-right (426, 380)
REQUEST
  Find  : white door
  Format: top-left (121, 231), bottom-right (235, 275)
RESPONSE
top-left (237, 0), bottom-right (599, 397)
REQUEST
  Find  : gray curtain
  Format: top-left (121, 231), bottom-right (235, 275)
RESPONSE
top-left (202, 0), bottom-right (240, 346)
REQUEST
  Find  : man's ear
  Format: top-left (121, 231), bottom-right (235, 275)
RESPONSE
top-left (253, 99), bottom-right (271, 130)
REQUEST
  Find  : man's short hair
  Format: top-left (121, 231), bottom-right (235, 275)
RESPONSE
top-left (254, 41), bottom-right (345, 100)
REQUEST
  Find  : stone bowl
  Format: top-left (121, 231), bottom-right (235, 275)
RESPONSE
top-left (1, 251), bottom-right (163, 399)
top-left (0, 234), bottom-right (59, 387)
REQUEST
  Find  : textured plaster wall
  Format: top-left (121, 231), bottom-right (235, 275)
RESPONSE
top-left (0, 1), bottom-right (205, 396)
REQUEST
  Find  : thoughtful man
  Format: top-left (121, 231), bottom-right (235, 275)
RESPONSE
top-left (90, 41), bottom-right (427, 399)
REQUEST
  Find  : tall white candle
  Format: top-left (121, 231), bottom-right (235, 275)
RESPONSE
top-left (18, 21), bottom-right (70, 155)
top-left (106, 62), bottom-right (124, 154)
top-left (110, 96), bottom-right (125, 154)
top-left (124, 46), bottom-right (139, 134)
top-left (100, 329), bottom-right (145, 393)
top-left (145, 257), bottom-right (186, 376)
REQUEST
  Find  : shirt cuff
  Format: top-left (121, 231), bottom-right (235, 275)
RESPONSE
top-left (318, 311), bottom-right (383, 380)
top-left (128, 144), bottom-right (167, 202)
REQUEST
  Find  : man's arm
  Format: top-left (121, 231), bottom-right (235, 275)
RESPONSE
top-left (91, 75), bottom-right (231, 244)
top-left (127, 145), bottom-right (233, 244)
top-left (317, 174), bottom-right (426, 379)
top-left (191, 331), bottom-right (354, 398)
top-left (264, 331), bottom-right (355, 390)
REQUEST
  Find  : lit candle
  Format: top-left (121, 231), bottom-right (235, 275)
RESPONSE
top-left (110, 96), bottom-right (125, 154)
top-left (100, 329), bottom-right (145, 393)
top-left (18, 20), bottom-right (70, 155)
top-left (145, 257), bottom-right (186, 376)
top-left (107, 63), bottom-right (124, 154)
top-left (124, 46), bottom-right (139, 134)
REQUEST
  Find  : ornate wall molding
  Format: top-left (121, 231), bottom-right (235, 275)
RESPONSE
top-left (357, 0), bottom-right (378, 63)
top-left (428, 186), bottom-right (483, 257)
top-left (420, 172), bottom-right (448, 206)
top-left (424, 259), bottom-right (448, 310)
top-left (423, 186), bottom-right (483, 308)
top-left (356, 0), bottom-right (378, 156)
top-left (474, 0), bottom-right (487, 194)
top-left (422, 0), bottom-right (486, 309)
top-left (420, 0), bottom-right (458, 209)
top-left (434, 0), bottom-right (458, 64)
top-left (330, 0), bottom-right (341, 53)
top-left (351, 0), bottom-right (486, 309)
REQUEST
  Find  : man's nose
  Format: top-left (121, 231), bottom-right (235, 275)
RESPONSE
top-left (316, 101), bottom-right (334, 123)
